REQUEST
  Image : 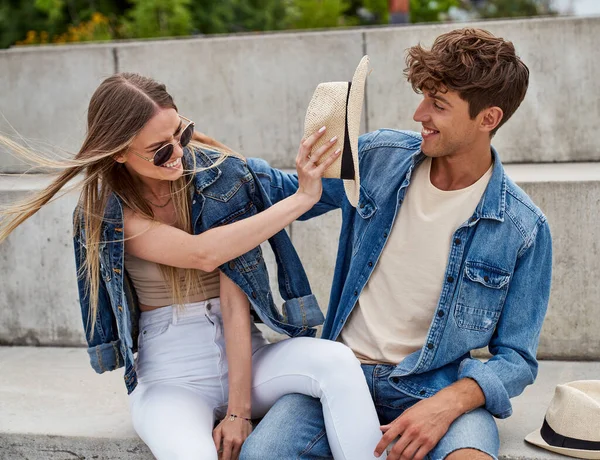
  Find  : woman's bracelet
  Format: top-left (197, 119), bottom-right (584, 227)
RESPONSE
top-left (227, 413), bottom-right (252, 423)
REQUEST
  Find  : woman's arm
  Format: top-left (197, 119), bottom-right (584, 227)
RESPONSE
top-left (124, 190), bottom-right (312, 272)
top-left (212, 272), bottom-right (254, 460)
top-left (124, 127), bottom-right (340, 272)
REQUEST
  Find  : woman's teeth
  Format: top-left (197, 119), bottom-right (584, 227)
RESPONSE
top-left (162, 158), bottom-right (181, 168)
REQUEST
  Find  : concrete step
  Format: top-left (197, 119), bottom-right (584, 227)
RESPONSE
top-left (1, 346), bottom-right (598, 459)
top-left (1, 163), bottom-right (600, 359)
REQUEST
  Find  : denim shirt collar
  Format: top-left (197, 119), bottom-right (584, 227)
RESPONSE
top-left (407, 146), bottom-right (506, 223)
top-left (475, 146), bottom-right (506, 223)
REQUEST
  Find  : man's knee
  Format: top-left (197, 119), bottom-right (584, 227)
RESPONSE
top-left (239, 434), bottom-right (268, 460)
top-left (240, 394), bottom-right (323, 460)
top-left (445, 448), bottom-right (494, 460)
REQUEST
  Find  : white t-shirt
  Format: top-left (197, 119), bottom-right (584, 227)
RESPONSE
top-left (339, 157), bottom-right (493, 364)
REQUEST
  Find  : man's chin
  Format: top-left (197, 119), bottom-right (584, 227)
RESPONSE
top-left (420, 144), bottom-right (446, 158)
top-left (420, 148), bottom-right (438, 158)
top-left (420, 139), bottom-right (439, 157)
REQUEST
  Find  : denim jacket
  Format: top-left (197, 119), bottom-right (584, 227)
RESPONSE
top-left (249, 129), bottom-right (552, 419)
top-left (73, 147), bottom-right (324, 394)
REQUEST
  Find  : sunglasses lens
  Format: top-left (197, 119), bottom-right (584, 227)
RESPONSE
top-left (154, 144), bottom-right (173, 167)
top-left (180, 123), bottom-right (194, 147)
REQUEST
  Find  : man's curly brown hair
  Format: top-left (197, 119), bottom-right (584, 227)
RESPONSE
top-left (405, 28), bottom-right (529, 135)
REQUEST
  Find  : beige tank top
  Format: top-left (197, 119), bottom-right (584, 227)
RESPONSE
top-left (124, 252), bottom-right (220, 307)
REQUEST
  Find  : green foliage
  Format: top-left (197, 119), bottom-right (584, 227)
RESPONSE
top-left (190, 0), bottom-right (289, 35)
top-left (123, 0), bottom-right (193, 38)
top-left (34, 0), bottom-right (64, 21)
top-left (0, 0), bottom-right (560, 48)
top-left (362, 0), bottom-right (389, 24)
top-left (0, 1), bottom-right (49, 48)
top-left (287, 0), bottom-right (354, 29)
top-left (229, 0), bottom-right (290, 32)
top-left (410, 0), bottom-right (460, 23)
top-left (0, 0), bottom-right (123, 47)
top-left (474, 0), bottom-right (555, 18)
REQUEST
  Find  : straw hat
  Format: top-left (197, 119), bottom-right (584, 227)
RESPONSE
top-left (303, 56), bottom-right (369, 207)
top-left (525, 380), bottom-right (600, 459)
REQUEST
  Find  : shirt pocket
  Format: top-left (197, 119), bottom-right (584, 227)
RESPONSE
top-left (202, 171), bottom-right (254, 203)
top-left (202, 169), bottom-right (257, 230)
top-left (453, 261), bottom-right (511, 332)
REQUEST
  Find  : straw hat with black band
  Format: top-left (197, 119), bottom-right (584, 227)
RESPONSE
top-left (525, 380), bottom-right (600, 459)
top-left (303, 55), bottom-right (369, 207)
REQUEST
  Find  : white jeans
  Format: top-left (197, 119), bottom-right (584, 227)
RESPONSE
top-left (129, 298), bottom-right (385, 460)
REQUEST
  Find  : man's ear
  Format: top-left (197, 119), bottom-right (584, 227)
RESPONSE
top-left (480, 106), bottom-right (504, 134)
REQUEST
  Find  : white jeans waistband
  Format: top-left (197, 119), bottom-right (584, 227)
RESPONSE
top-left (139, 297), bottom-right (221, 329)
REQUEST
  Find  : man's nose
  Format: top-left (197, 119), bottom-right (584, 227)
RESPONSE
top-left (413, 100), bottom-right (429, 123)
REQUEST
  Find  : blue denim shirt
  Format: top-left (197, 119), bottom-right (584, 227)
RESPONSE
top-left (249, 129), bottom-right (552, 419)
top-left (73, 147), bottom-right (324, 394)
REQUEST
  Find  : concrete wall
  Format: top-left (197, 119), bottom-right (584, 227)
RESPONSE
top-left (1, 16), bottom-right (599, 173)
top-left (1, 16), bottom-right (599, 359)
top-left (0, 177), bottom-right (82, 346)
top-left (2, 165), bottom-right (599, 360)
top-left (0, 45), bottom-right (115, 172)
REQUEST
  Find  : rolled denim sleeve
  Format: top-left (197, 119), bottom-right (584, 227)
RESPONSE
top-left (87, 340), bottom-right (123, 373)
top-left (458, 217), bottom-right (552, 418)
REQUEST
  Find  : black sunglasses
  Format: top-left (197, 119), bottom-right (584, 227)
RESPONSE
top-left (130, 115), bottom-right (195, 167)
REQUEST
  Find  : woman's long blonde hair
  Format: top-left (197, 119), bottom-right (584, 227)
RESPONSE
top-left (0, 73), bottom-right (232, 338)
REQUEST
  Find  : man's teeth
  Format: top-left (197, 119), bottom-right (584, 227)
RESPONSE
top-left (423, 128), bottom-right (438, 135)
top-left (162, 158), bottom-right (181, 168)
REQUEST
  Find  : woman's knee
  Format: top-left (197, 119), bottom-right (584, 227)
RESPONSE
top-left (312, 340), bottom-right (361, 372)
top-left (310, 342), bottom-right (366, 389)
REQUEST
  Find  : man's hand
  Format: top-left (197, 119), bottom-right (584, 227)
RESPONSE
top-left (374, 394), bottom-right (456, 460)
top-left (375, 379), bottom-right (486, 460)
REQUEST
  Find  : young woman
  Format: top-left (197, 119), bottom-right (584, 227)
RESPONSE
top-left (0, 73), bottom-right (385, 460)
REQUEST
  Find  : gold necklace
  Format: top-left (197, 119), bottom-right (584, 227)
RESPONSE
top-left (147, 196), bottom-right (172, 208)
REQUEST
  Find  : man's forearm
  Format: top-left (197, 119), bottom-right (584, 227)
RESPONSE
top-left (435, 378), bottom-right (486, 420)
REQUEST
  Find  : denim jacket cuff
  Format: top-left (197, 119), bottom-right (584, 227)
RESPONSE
top-left (87, 340), bottom-right (123, 374)
top-left (281, 295), bottom-right (324, 328)
top-left (458, 357), bottom-right (513, 419)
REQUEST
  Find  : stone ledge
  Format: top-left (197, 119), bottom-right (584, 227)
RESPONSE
top-left (1, 346), bottom-right (598, 459)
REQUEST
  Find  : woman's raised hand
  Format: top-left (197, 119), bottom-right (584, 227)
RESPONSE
top-left (295, 126), bottom-right (340, 205)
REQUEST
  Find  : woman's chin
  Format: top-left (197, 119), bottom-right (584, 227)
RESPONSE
top-left (153, 163), bottom-right (184, 179)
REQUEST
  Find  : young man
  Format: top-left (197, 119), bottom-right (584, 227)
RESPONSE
top-left (242, 28), bottom-right (552, 460)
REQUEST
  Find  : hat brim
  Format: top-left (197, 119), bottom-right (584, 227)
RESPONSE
top-left (525, 429), bottom-right (600, 459)
top-left (343, 55), bottom-right (369, 207)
